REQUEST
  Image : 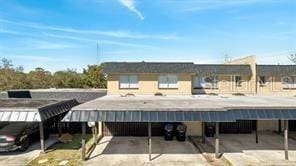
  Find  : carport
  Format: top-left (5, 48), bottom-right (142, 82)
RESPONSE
top-left (0, 99), bottom-right (79, 152)
top-left (62, 95), bottom-right (296, 161)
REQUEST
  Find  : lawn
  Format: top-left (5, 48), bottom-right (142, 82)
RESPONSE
top-left (28, 134), bottom-right (93, 166)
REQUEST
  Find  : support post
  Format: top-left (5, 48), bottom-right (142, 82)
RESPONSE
top-left (284, 120), bottom-right (289, 160)
top-left (255, 120), bottom-right (258, 144)
top-left (202, 122), bottom-right (205, 144)
top-left (95, 122), bottom-right (99, 144)
top-left (215, 122), bottom-right (219, 159)
top-left (58, 115), bottom-right (62, 137)
top-left (278, 120), bottom-right (282, 134)
top-left (39, 122), bottom-right (45, 153)
top-left (82, 122), bottom-right (86, 161)
top-left (148, 122), bottom-right (152, 161)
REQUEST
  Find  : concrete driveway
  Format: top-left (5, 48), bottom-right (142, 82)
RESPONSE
top-left (0, 136), bottom-right (57, 166)
top-left (207, 132), bottom-right (296, 165)
top-left (85, 137), bottom-right (207, 166)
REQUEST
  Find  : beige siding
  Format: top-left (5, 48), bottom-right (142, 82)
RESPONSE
top-left (257, 76), bottom-right (296, 96)
top-left (257, 120), bottom-right (279, 131)
top-left (183, 122), bottom-right (202, 136)
top-left (107, 73), bottom-right (192, 95)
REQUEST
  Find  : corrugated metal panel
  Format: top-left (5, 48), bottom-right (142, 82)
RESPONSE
top-left (0, 99), bottom-right (79, 122)
top-left (63, 108), bottom-right (296, 122)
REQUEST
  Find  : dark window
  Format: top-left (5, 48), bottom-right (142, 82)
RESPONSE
top-left (259, 76), bottom-right (266, 86)
top-left (235, 76), bottom-right (242, 87)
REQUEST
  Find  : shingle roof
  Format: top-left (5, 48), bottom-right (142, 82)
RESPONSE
top-left (103, 62), bottom-right (252, 75)
top-left (194, 64), bottom-right (252, 75)
top-left (103, 62), bottom-right (195, 73)
top-left (257, 65), bottom-right (296, 76)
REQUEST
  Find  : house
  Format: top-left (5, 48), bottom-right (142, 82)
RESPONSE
top-left (63, 55), bottom-right (296, 161)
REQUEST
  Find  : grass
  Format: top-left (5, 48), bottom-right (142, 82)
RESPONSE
top-left (28, 134), bottom-right (93, 166)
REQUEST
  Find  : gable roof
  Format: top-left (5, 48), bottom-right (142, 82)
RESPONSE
top-left (103, 62), bottom-right (253, 75)
top-left (103, 62), bottom-right (195, 73)
top-left (257, 65), bottom-right (296, 76)
top-left (194, 64), bottom-right (252, 75)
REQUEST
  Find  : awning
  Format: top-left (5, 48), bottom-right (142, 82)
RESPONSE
top-left (0, 99), bottom-right (79, 122)
top-left (62, 95), bottom-right (296, 122)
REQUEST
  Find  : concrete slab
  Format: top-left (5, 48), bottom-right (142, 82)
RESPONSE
top-left (85, 137), bottom-right (208, 166)
top-left (207, 132), bottom-right (296, 165)
top-left (0, 135), bottom-right (58, 166)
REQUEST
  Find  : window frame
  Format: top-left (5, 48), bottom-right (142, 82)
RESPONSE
top-left (282, 76), bottom-right (296, 89)
top-left (235, 75), bottom-right (242, 87)
top-left (119, 75), bottom-right (139, 89)
top-left (193, 75), bottom-right (218, 89)
top-left (158, 75), bottom-right (178, 89)
top-left (258, 76), bottom-right (266, 86)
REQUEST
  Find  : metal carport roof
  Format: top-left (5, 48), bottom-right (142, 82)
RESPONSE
top-left (0, 99), bottom-right (79, 122)
top-left (62, 95), bottom-right (296, 122)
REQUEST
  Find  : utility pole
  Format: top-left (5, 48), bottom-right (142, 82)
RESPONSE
top-left (96, 41), bottom-right (100, 63)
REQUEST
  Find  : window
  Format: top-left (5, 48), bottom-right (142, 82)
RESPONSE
top-left (193, 76), bottom-right (218, 89)
top-left (158, 75), bottom-right (178, 89)
top-left (235, 76), bottom-right (242, 87)
top-left (258, 76), bottom-right (266, 86)
top-left (282, 76), bottom-right (296, 89)
top-left (119, 75), bottom-right (139, 89)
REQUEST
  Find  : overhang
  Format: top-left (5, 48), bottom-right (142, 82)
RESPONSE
top-left (62, 95), bottom-right (296, 122)
top-left (0, 99), bottom-right (79, 122)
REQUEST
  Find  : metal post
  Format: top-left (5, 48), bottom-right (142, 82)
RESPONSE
top-left (82, 122), bottom-right (86, 161)
top-left (215, 122), bottom-right (219, 159)
top-left (278, 120), bottom-right (282, 134)
top-left (58, 115), bottom-right (62, 137)
top-left (148, 122), bottom-right (152, 161)
top-left (255, 120), bottom-right (258, 144)
top-left (284, 120), bottom-right (289, 160)
top-left (202, 122), bottom-right (205, 144)
top-left (39, 122), bottom-right (45, 153)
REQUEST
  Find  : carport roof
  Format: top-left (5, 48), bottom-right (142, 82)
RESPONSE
top-left (0, 99), bottom-right (79, 122)
top-left (63, 95), bottom-right (296, 122)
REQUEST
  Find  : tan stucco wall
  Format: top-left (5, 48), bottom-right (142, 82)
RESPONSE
top-left (257, 120), bottom-right (279, 131)
top-left (226, 55), bottom-right (257, 94)
top-left (183, 121), bottom-right (202, 136)
top-left (257, 76), bottom-right (296, 96)
top-left (192, 75), bottom-right (255, 94)
top-left (107, 73), bottom-right (192, 95)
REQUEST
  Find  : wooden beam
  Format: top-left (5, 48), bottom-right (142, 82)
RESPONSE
top-left (82, 122), bottom-right (86, 161)
top-left (255, 120), bottom-right (258, 144)
top-left (278, 120), bottom-right (282, 134)
top-left (284, 120), bottom-right (289, 160)
top-left (148, 122), bottom-right (152, 161)
top-left (58, 115), bottom-right (62, 137)
top-left (39, 122), bottom-right (45, 153)
top-left (202, 122), bottom-right (205, 144)
top-left (95, 122), bottom-right (99, 145)
top-left (215, 122), bottom-right (219, 159)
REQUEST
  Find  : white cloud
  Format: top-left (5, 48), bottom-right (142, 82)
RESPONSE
top-left (0, 29), bottom-right (19, 35)
top-left (11, 55), bottom-right (61, 62)
top-left (161, 0), bottom-right (277, 12)
top-left (43, 33), bottom-right (154, 48)
top-left (0, 19), bottom-right (177, 40)
top-left (118, 0), bottom-right (144, 20)
top-left (21, 39), bottom-right (77, 49)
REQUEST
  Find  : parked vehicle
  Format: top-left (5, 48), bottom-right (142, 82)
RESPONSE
top-left (164, 123), bottom-right (174, 140)
top-left (176, 124), bottom-right (187, 141)
top-left (0, 122), bottom-right (48, 152)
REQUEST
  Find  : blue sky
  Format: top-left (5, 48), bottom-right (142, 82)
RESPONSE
top-left (0, 0), bottom-right (295, 72)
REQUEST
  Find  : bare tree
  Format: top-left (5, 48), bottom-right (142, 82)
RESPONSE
top-left (0, 58), bottom-right (13, 69)
top-left (288, 53), bottom-right (296, 64)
